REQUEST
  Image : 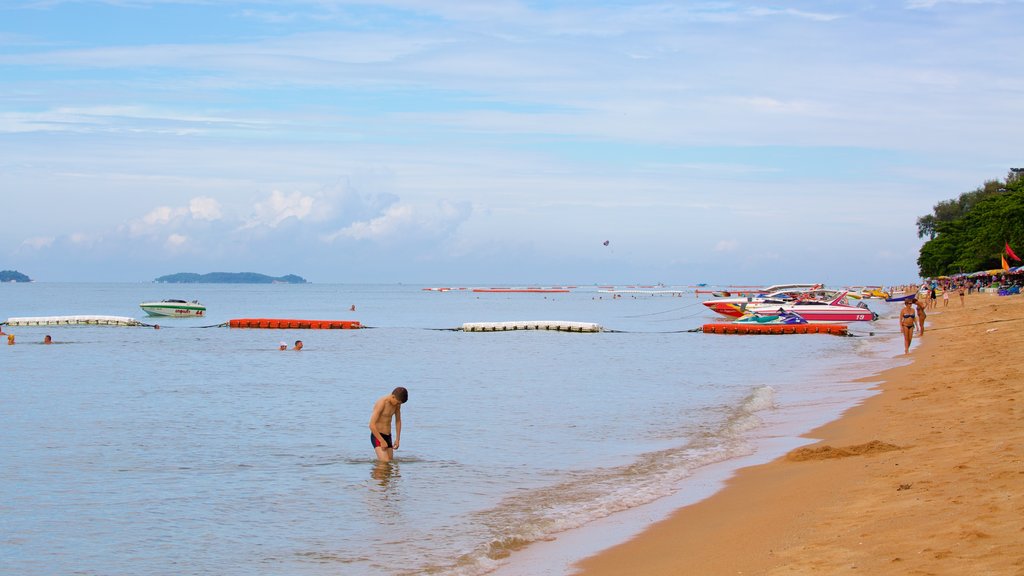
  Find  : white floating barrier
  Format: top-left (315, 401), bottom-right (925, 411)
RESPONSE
top-left (5, 315), bottom-right (145, 327)
top-left (460, 320), bottom-right (602, 333)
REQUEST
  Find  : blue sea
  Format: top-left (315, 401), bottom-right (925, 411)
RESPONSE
top-left (1, 283), bottom-right (904, 575)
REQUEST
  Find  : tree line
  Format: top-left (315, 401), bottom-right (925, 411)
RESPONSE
top-left (916, 169), bottom-right (1024, 278)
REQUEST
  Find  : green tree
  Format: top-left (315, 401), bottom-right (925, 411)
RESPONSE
top-left (917, 172), bottom-right (1024, 277)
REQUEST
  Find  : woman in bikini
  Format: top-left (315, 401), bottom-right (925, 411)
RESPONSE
top-left (914, 296), bottom-right (927, 335)
top-left (901, 298), bottom-right (917, 354)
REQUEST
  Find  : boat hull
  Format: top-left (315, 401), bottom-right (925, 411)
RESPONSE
top-left (747, 305), bottom-right (875, 322)
top-left (139, 302), bottom-right (206, 317)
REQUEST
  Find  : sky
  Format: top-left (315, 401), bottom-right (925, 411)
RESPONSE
top-left (2, 0), bottom-right (1022, 285)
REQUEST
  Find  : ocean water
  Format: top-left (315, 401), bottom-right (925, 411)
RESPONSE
top-left (0, 283), bottom-right (902, 575)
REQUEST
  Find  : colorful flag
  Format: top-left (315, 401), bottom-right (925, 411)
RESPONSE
top-left (1002, 255), bottom-right (1010, 271)
top-left (1006, 241), bottom-right (1021, 262)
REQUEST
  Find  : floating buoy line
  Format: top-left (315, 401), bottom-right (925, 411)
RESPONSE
top-left (700, 323), bottom-right (849, 336)
top-left (461, 321), bottom-right (602, 332)
top-left (2, 315), bottom-right (860, 336)
top-left (227, 318), bottom-right (362, 330)
top-left (3, 315), bottom-right (155, 328)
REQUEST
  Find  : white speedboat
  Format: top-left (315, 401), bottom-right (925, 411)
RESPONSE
top-left (139, 299), bottom-right (206, 317)
top-left (702, 284), bottom-right (822, 317)
top-left (746, 289), bottom-right (877, 322)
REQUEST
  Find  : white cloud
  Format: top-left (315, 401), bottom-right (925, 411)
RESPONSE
top-left (143, 206), bottom-right (188, 226)
top-left (126, 197), bottom-right (221, 236)
top-left (20, 236), bottom-right (54, 250)
top-left (244, 190), bottom-right (316, 229)
top-left (0, 106), bottom-right (267, 136)
top-left (729, 96), bottom-right (829, 116)
top-left (335, 204), bottom-right (414, 240)
top-left (324, 200), bottom-right (471, 242)
top-left (905, 0), bottom-right (1012, 8)
top-left (189, 196), bottom-right (222, 221)
top-left (165, 233), bottom-right (188, 248)
top-left (127, 205), bottom-right (186, 236)
top-left (747, 8), bottom-right (844, 21)
top-left (68, 232), bottom-right (98, 247)
top-left (715, 240), bottom-right (739, 252)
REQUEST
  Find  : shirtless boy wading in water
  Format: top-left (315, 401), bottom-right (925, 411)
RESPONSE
top-left (369, 387), bottom-right (408, 462)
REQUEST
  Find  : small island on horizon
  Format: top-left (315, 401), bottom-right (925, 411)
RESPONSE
top-left (155, 272), bottom-right (308, 284)
top-left (1, 270), bottom-right (32, 282)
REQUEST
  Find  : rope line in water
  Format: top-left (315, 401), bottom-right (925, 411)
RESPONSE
top-left (619, 301), bottom-right (707, 318)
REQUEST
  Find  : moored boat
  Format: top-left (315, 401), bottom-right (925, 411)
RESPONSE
top-left (745, 289), bottom-right (877, 322)
top-left (139, 299), bottom-right (206, 317)
top-left (707, 283), bottom-right (819, 297)
top-left (702, 285), bottom-right (821, 317)
top-left (847, 285), bottom-right (891, 299)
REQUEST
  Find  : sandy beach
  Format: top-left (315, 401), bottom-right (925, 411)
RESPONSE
top-left (575, 292), bottom-right (1024, 575)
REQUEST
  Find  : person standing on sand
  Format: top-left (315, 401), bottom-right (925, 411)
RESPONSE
top-left (369, 387), bottom-right (408, 462)
top-left (959, 284), bottom-right (965, 307)
top-left (914, 296), bottom-right (927, 335)
top-left (900, 299), bottom-right (917, 354)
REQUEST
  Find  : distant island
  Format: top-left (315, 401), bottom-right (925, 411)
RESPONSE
top-left (155, 272), bottom-right (308, 284)
top-left (1, 270), bottom-right (32, 282)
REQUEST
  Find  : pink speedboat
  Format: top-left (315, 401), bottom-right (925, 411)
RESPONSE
top-left (745, 289), bottom-right (877, 323)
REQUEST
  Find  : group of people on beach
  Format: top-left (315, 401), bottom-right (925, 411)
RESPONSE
top-left (899, 280), bottom-right (973, 354)
top-left (900, 297), bottom-right (927, 354)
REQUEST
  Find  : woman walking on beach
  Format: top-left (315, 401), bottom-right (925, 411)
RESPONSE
top-left (900, 299), bottom-right (917, 354)
top-left (914, 296), bottom-right (927, 335)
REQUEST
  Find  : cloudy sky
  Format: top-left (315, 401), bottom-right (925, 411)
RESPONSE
top-left (2, 0), bottom-right (1021, 285)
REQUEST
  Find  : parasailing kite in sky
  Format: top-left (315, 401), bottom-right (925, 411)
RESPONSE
top-left (602, 240), bottom-right (610, 246)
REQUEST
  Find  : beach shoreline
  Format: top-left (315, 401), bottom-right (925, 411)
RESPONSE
top-left (490, 317), bottom-right (900, 576)
top-left (573, 292), bottom-right (1024, 575)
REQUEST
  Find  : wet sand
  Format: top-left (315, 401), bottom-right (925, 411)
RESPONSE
top-left (575, 292), bottom-right (1024, 575)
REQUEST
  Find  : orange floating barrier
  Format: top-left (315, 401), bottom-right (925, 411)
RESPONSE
top-left (701, 323), bottom-right (847, 336)
top-left (228, 318), bottom-right (362, 329)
